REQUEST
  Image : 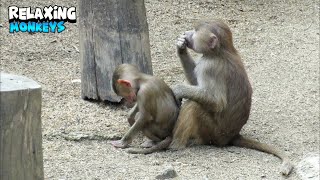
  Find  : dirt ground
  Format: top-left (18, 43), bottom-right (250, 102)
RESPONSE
top-left (1, 0), bottom-right (319, 179)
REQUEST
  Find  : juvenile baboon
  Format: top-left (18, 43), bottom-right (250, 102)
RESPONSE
top-left (110, 64), bottom-right (179, 154)
top-left (171, 20), bottom-right (293, 175)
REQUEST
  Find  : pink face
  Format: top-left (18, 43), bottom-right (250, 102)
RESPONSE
top-left (123, 91), bottom-right (136, 104)
top-left (117, 80), bottom-right (137, 107)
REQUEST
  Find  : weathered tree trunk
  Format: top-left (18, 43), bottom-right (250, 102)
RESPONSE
top-left (79, 0), bottom-right (153, 102)
top-left (0, 72), bottom-right (44, 180)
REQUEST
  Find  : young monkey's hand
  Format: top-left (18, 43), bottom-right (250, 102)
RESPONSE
top-left (110, 140), bottom-right (129, 149)
top-left (176, 33), bottom-right (187, 52)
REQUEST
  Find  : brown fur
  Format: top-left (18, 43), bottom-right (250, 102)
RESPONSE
top-left (111, 64), bottom-right (179, 154)
top-left (171, 20), bottom-right (293, 175)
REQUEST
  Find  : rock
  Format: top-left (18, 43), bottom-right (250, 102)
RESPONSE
top-left (152, 160), bottom-right (161, 166)
top-left (71, 79), bottom-right (81, 83)
top-left (202, 175), bottom-right (209, 180)
top-left (156, 165), bottom-right (177, 179)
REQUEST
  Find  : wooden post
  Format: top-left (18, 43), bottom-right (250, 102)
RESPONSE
top-left (0, 72), bottom-right (44, 180)
top-left (79, 0), bottom-right (153, 102)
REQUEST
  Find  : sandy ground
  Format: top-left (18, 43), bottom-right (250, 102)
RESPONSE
top-left (1, 0), bottom-right (319, 179)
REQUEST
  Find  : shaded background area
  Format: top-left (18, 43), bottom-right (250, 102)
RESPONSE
top-left (1, 0), bottom-right (319, 179)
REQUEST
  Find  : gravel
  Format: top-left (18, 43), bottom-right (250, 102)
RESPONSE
top-left (1, 0), bottom-right (319, 179)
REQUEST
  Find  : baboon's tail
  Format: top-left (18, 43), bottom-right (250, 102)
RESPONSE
top-left (127, 137), bottom-right (172, 154)
top-left (231, 135), bottom-right (293, 176)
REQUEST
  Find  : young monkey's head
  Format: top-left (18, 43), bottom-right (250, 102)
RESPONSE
top-left (112, 64), bottom-right (140, 104)
top-left (184, 20), bottom-right (236, 55)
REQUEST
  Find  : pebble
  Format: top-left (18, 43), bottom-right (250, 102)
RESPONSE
top-left (71, 79), bottom-right (81, 83)
top-left (152, 160), bottom-right (161, 165)
top-left (155, 165), bottom-right (178, 179)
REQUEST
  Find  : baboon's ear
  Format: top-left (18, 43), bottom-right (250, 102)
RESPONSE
top-left (117, 79), bottom-right (131, 88)
top-left (209, 33), bottom-right (218, 49)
